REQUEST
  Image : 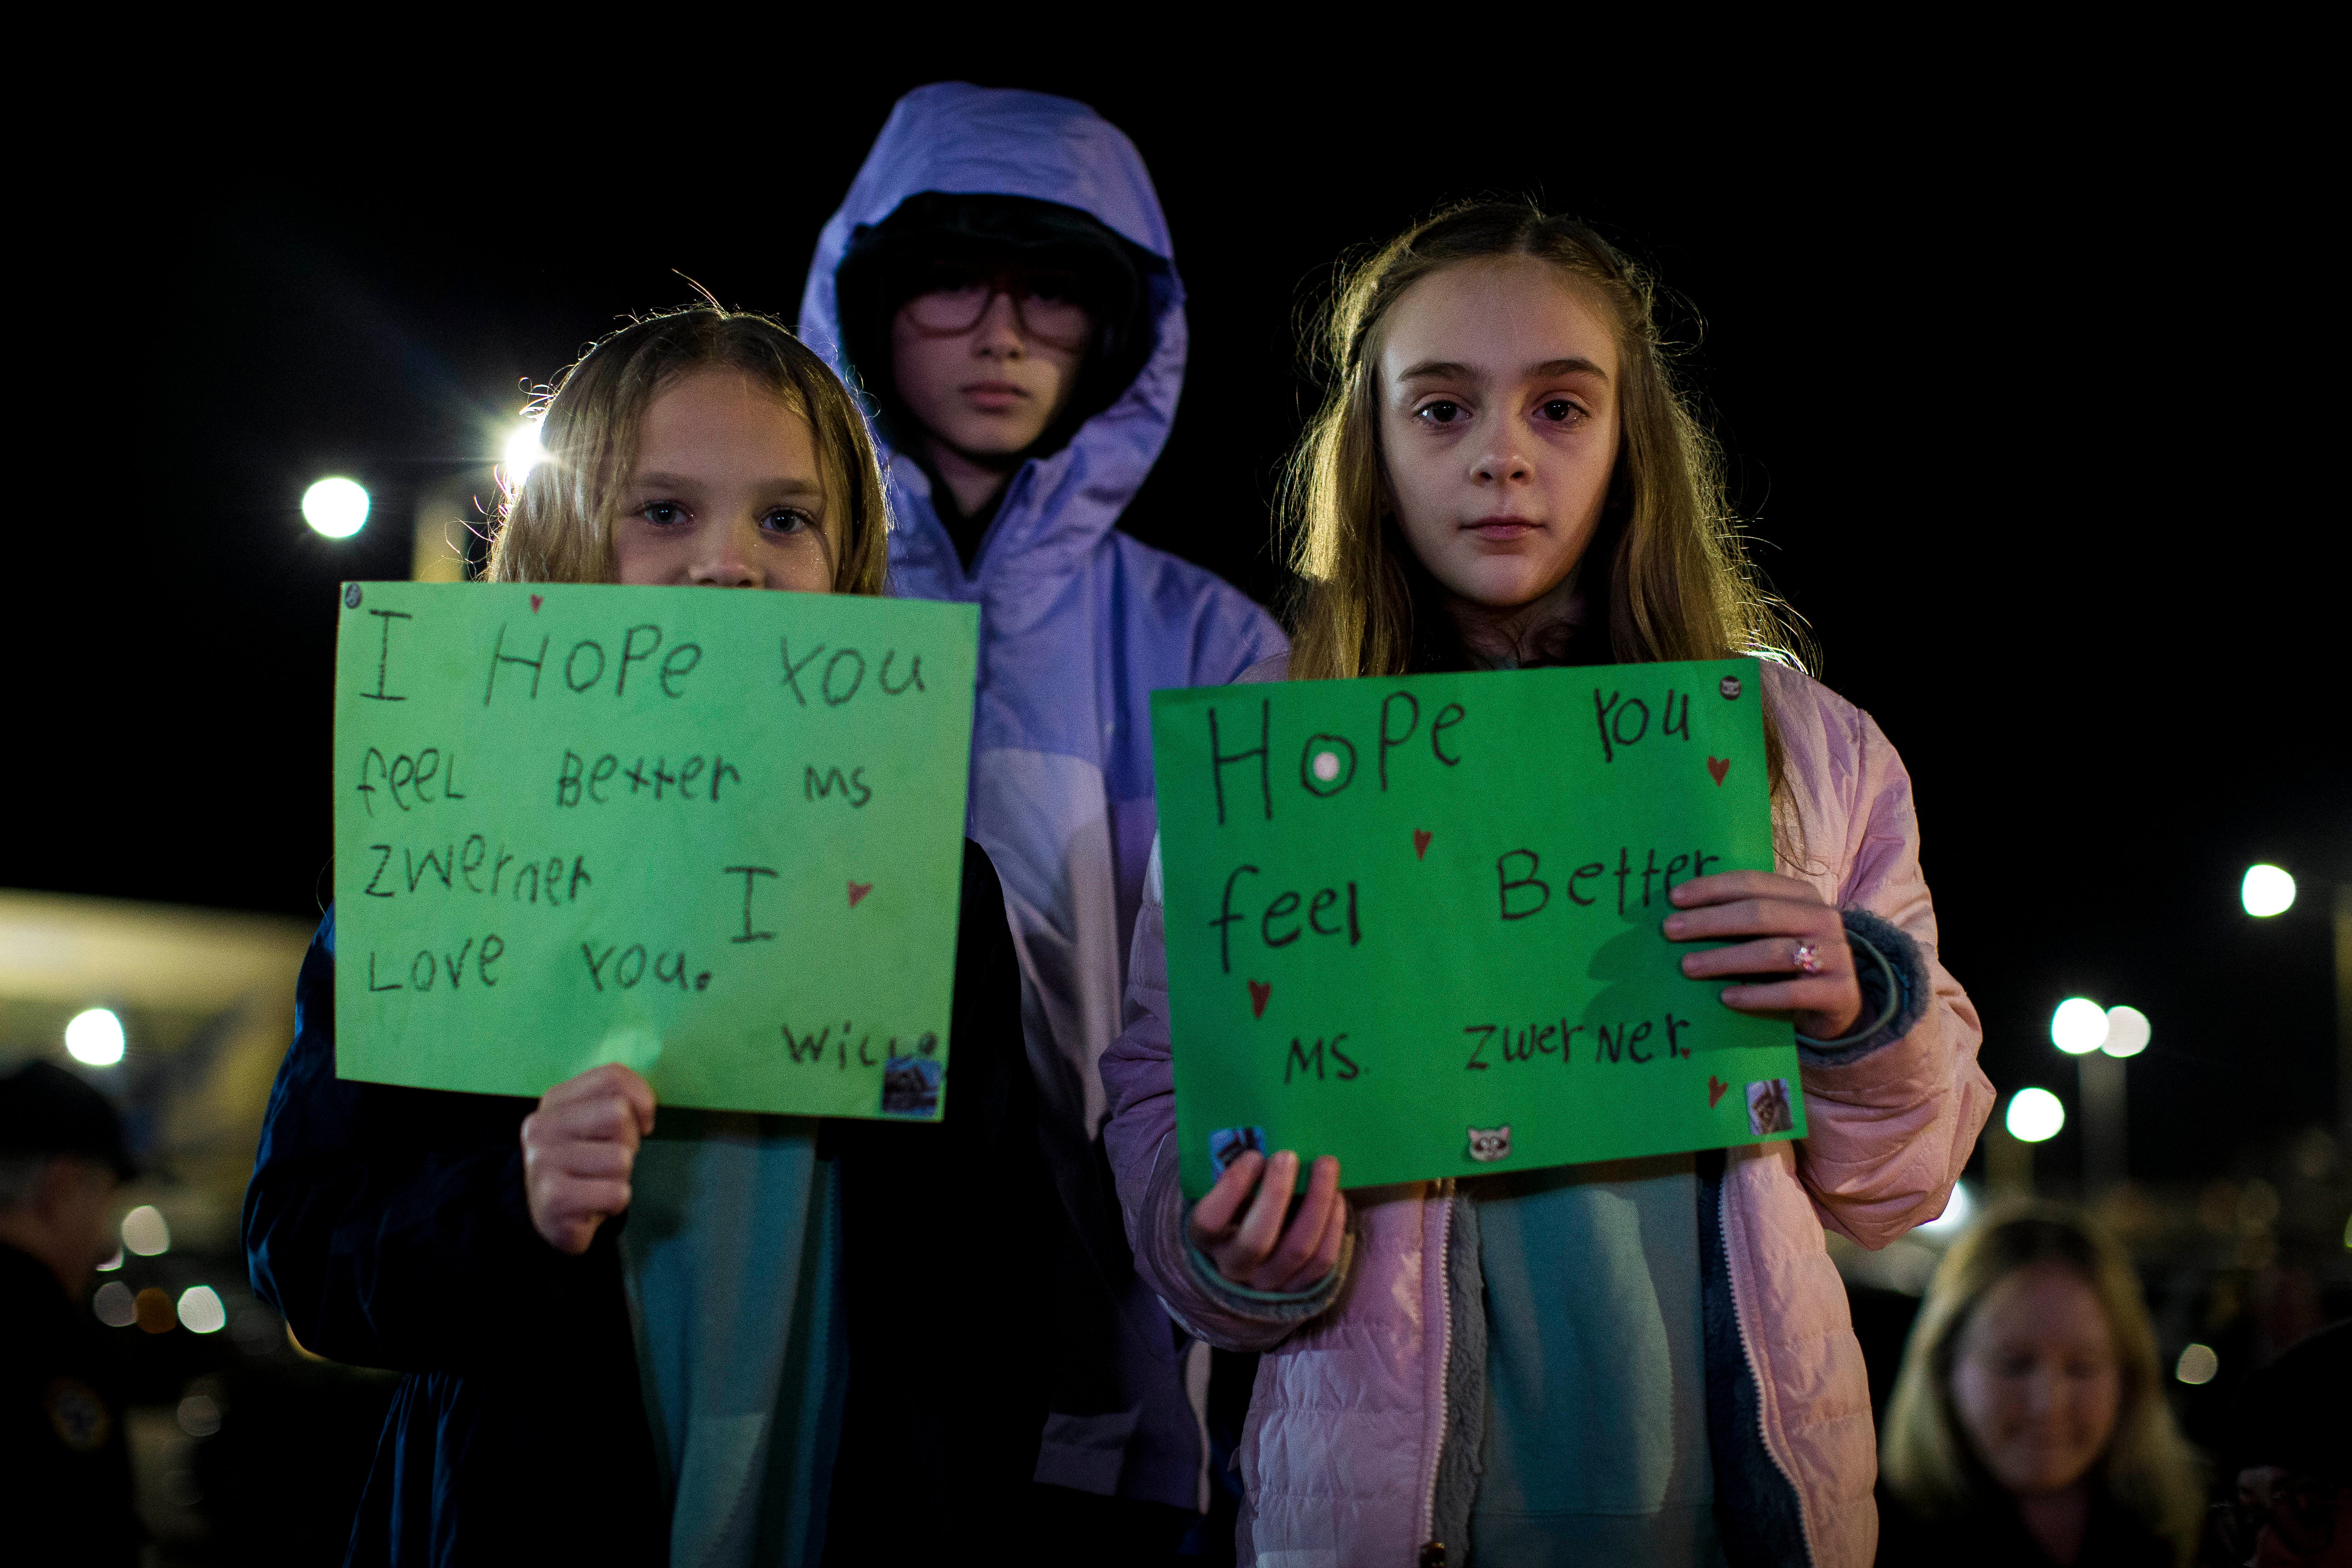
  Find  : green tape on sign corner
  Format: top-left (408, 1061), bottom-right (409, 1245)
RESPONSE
top-left (1149, 659), bottom-right (1805, 1198)
top-left (333, 582), bottom-right (978, 1119)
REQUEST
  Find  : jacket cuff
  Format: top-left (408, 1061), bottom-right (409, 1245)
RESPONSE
top-left (1181, 1207), bottom-right (1350, 1324)
top-left (1797, 908), bottom-right (1930, 1066)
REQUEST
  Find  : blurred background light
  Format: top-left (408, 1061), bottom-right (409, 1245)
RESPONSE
top-left (96, 1245), bottom-right (122, 1272)
top-left (121, 1204), bottom-right (171, 1256)
top-left (1916, 1178), bottom-right (1976, 1240)
top-left (2051, 997), bottom-right (2109, 1054)
top-left (2175, 1342), bottom-right (2219, 1385)
top-left (93, 1280), bottom-right (136, 1327)
top-left (133, 1287), bottom-right (175, 1334)
top-left (177, 1393), bottom-right (223, 1437)
top-left (302, 476), bottom-right (370, 538)
top-left (2101, 1004), bottom-right (2151, 1058)
top-left (2240, 863), bottom-right (2295, 917)
top-left (2007, 1086), bottom-right (2066, 1143)
top-left (502, 421), bottom-right (544, 485)
top-left (64, 1006), bottom-right (125, 1066)
top-left (176, 1285), bottom-right (227, 1334)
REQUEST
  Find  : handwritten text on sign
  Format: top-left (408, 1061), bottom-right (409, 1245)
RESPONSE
top-left (333, 582), bottom-right (978, 1118)
top-left (1149, 659), bottom-right (1804, 1196)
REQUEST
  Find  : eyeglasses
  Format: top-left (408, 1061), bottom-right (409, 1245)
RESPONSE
top-left (900, 265), bottom-right (1093, 351)
top-left (2211, 1480), bottom-right (2341, 1564)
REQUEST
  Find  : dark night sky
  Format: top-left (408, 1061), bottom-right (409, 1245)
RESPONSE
top-left (13, 72), bottom-right (2339, 1187)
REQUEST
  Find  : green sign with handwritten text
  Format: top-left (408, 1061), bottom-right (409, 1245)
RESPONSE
top-left (333, 582), bottom-right (978, 1119)
top-left (1150, 659), bottom-right (1803, 1196)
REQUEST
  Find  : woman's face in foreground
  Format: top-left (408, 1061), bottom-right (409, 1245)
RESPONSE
top-left (611, 368), bottom-right (835, 591)
top-left (1377, 255), bottom-right (1621, 610)
top-left (1949, 1260), bottom-right (2122, 1496)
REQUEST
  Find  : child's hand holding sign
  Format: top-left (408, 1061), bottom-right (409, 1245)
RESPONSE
top-left (1190, 1148), bottom-right (1346, 1293)
top-left (1666, 869), bottom-right (1864, 1041)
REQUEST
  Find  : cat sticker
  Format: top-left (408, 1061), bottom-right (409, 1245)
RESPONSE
top-left (1208, 1126), bottom-right (1267, 1180)
top-left (1466, 1124), bottom-right (1512, 1163)
top-left (1746, 1078), bottom-right (1793, 1137)
top-left (880, 1055), bottom-right (943, 1117)
top-left (1719, 675), bottom-right (1743, 700)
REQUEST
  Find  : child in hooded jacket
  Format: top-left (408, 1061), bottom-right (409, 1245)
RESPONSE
top-left (800, 84), bottom-right (1287, 1539)
top-left (1102, 204), bottom-right (1993, 1568)
top-left (244, 307), bottom-right (1069, 1568)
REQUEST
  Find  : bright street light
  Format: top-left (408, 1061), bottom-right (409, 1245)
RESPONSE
top-left (64, 1007), bottom-right (125, 1067)
top-left (503, 421), bottom-right (544, 485)
top-left (121, 1205), bottom-right (171, 1257)
top-left (2051, 997), bottom-right (2109, 1055)
top-left (303, 477), bottom-right (371, 538)
top-left (2101, 1005), bottom-right (2151, 1059)
top-left (176, 1286), bottom-right (227, 1335)
top-left (2242, 864), bottom-right (2296, 917)
top-left (1917, 1178), bottom-right (1976, 1240)
top-left (2006, 1087), bottom-right (2066, 1143)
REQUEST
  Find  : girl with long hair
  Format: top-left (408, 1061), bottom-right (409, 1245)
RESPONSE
top-left (1880, 1206), bottom-right (2203, 1566)
top-left (1101, 202), bottom-right (1993, 1567)
top-left (245, 306), bottom-right (1066, 1566)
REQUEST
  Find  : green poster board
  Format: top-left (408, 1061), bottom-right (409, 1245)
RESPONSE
top-left (333, 582), bottom-right (978, 1119)
top-left (1149, 658), bottom-right (1804, 1197)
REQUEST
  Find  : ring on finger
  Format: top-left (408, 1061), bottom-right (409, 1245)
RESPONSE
top-left (1791, 940), bottom-right (1824, 975)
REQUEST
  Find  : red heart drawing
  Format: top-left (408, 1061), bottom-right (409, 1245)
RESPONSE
top-left (529, 593), bottom-right (544, 612)
top-left (1706, 756), bottom-right (1730, 785)
top-left (1708, 1075), bottom-right (1729, 1109)
top-left (1413, 829), bottom-right (1432, 860)
top-left (847, 881), bottom-right (873, 908)
top-left (1248, 980), bottom-right (1271, 1019)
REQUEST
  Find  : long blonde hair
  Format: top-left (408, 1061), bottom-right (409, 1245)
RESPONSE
top-left (487, 305), bottom-right (891, 593)
top-left (1280, 201), bottom-right (1804, 788)
top-left (1882, 1205), bottom-right (2204, 1563)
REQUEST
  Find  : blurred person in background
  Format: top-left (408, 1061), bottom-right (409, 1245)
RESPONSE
top-left (1879, 1205), bottom-right (2201, 1566)
top-left (0, 1060), bottom-right (141, 1566)
top-left (2212, 1318), bottom-right (2350, 1567)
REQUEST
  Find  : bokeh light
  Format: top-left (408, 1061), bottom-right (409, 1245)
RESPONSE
top-left (2175, 1343), bottom-right (2219, 1385)
top-left (2006, 1087), bottom-right (2066, 1143)
top-left (302, 476), bottom-right (370, 538)
top-left (2101, 1005), bottom-right (2151, 1059)
top-left (93, 1281), bottom-right (136, 1327)
top-left (64, 1007), bottom-right (125, 1066)
top-left (1916, 1178), bottom-right (1975, 1240)
top-left (177, 1286), bottom-right (227, 1334)
top-left (121, 1204), bottom-right (170, 1256)
top-left (2242, 863), bottom-right (2295, 917)
top-left (133, 1287), bottom-right (176, 1333)
top-left (2050, 997), bottom-right (2109, 1055)
top-left (177, 1393), bottom-right (223, 1436)
top-left (502, 421), bottom-right (544, 485)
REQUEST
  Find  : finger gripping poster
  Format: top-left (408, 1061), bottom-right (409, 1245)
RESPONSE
top-left (333, 582), bottom-right (978, 1119)
top-left (1149, 658), bottom-right (1804, 1197)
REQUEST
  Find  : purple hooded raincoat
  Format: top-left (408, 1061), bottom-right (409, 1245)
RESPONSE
top-left (799, 83), bottom-right (1287, 1512)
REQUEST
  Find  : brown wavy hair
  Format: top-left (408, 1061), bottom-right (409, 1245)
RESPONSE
top-left (1882, 1204), bottom-right (2204, 1564)
top-left (486, 305), bottom-right (890, 593)
top-left (1280, 200), bottom-right (1805, 792)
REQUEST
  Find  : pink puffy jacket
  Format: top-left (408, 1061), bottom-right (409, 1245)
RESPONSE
top-left (1101, 661), bottom-right (1990, 1567)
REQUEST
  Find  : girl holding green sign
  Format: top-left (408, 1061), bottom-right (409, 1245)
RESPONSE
top-left (1102, 204), bottom-right (1992, 1568)
top-left (246, 307), bottom-right (1072, 1566)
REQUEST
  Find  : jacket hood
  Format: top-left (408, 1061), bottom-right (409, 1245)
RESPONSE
top-left (799, 83), bottom-right (1185, 584)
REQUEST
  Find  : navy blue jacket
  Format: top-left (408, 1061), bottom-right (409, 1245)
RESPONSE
top-left (245, 842), bottom-right (1064, 1565)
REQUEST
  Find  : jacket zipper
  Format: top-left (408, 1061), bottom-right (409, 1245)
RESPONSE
top-left (1418, 1180), bottom-right (1455, 1550)
top-left (1719, 1164), bottom-right (1806, 1551)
